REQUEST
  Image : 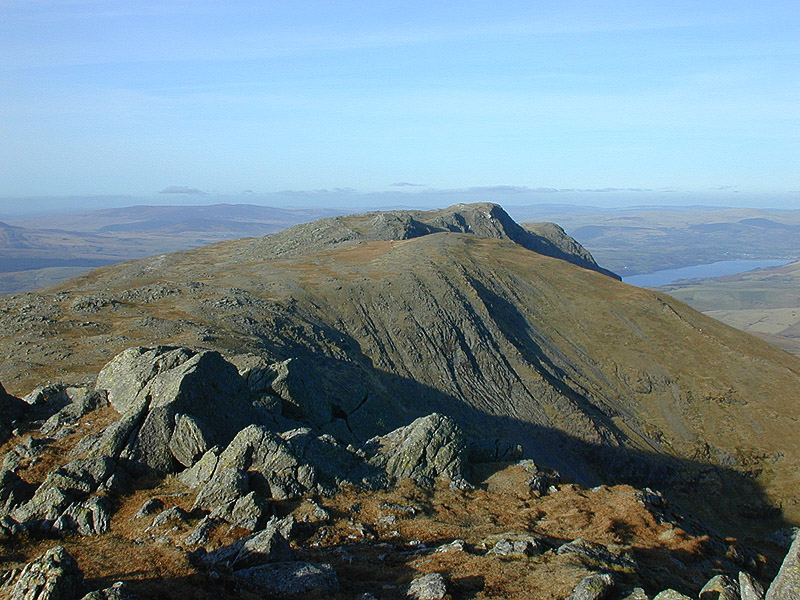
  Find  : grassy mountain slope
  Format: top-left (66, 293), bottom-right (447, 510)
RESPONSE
top-left (1, 203), bottom-right (799, 531)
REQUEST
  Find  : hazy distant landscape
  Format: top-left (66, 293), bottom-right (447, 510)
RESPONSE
top-left (4, 202), bottom-right (800, 295)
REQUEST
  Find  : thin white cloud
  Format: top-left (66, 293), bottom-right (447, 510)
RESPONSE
top-left (159, 185), bottom-right (206, 195)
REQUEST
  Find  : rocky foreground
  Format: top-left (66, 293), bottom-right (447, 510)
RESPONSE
top-left (1, 346), bottom-right (799, 600)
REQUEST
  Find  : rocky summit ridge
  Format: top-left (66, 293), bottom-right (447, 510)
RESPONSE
top-left (0, 202), bottom-right (800, 598)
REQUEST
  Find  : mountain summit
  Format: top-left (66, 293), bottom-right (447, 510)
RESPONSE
top-left (0, 202), bottom-right (798, 530)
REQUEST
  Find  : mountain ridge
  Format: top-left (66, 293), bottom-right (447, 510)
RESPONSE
top-left (0, 202), bottom-right (798, 530)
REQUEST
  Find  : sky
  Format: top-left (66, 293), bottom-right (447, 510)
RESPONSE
top-left (1, 0), bottom-right (799, 212)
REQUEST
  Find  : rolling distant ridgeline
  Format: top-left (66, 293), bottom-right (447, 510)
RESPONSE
top-left (3, 203), bottom-right (800, 295)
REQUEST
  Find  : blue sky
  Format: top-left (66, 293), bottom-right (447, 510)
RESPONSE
top-left (1, 0), bottom-right (799, 209)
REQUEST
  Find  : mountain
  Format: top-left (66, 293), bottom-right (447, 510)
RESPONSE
top-left (1, 202), bottom-right (799, 534)
top-left (0, 204), bottom-right (344, 294)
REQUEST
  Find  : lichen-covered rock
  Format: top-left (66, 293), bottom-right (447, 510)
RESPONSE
top-left (556, 538), bottom-right (635, 568)
top-left (93, 347), bottom-right (273, 473)
top-left (0, 469), bottom-right (33, 514)
top-left (739, 572), bottom-right (765, 600)
top-left (200, 516), bottom-right (294, 570)
top-left (407, 572), bottom-right (449, 600)
top-left (52, 496), bottom-right (111, 536)
top-left (11, 545), bottom-right (83, 600)
top-left (621, 589), bottom-right (650, 600)
top-left (567, 573), bottom-right (615, 600)
top-left (363, 413), bottom-right (469, 488)
top-left (11, 457), bottom-right (116, 528)
top-left (233, 562), bottom-right (338, 598)
top-left (167, 414), bottom-right (211, 468)
top-left (80, 581), bottom-right (145, 600)
top-left (178, 447), bottom-right (219, 489)
top-left (193, 467), bottom-right (250, 511)
top-left (211, 491), bottom-right (271, 530)
top-left (40, 389), bottom-right (108, 437)
top-left (131, 499), bottom-right (164, 520)
top-left (147, 506), bottom-right (188, 531)
top-left (654, 591), bottom-right (694, 600)
top-left (700, 574), bottom-right (739, 600)
top-left (766, 532), bottom-right (800, 600)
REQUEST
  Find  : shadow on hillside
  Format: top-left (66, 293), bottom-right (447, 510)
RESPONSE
top-left (249, 313), bottom-right (790, 540)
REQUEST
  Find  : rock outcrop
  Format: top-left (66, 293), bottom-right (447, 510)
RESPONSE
top-left (765, 532), bottom-right (800, 600)
top-left (10, 546), bottom-right (83, 600)
top-left (363, 413), bottom-right (469, 488)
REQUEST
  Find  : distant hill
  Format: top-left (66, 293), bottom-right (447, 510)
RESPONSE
top-left (0, 204), bottom-right (344, 294)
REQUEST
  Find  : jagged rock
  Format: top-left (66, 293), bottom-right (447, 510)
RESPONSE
top-left (486, 534), bottom-right (545, 557)
top-left (468, 438), bottom-right (524, 463)
top-left (184, 516), bottom-right (219, 546)
top-left (224, 491), bottom-right (271, 530)
top-left (12, 457), bottom-right (117, 525)
top-left (167, 414), bottom-right (211, 468)
top-left (80, 581), bottom-right (145, 600)
top-left (131, 499), bottom-right (164, 520)
top-left (23, 385), bottom-right (70, 409)
top-left (739, 572), bottom-right (765, 600)
top-left (0, 469), bottom-right (33, 514)
top-left (406, 572), bottom-right (449, 600)
top-left (147, 506), bottom-right (188, 530)
top-left (178, 447), bottom-right (219, 489)
top-left (193, 467), bottom-right (250, 511)
top-left (52, 496), bottom-right (111, 536)
top-left (700, 574), bottom-right (739, 600)
top-left (364, 413), bottom-right (469, 488)
top-left (40, 390), bottom-right (108, 437)
top-left (84, 400), bottom-right (148, 461)
top-left (233, 561), bottom-right (339, 598)
top-left (556, 538), bottom-right (634, 568)
top-left (93, 347), bottom-right (272, 473)
top-left (199, 424), bottom-right (382, 505)
top-left (567, 573), bottom-right (615, 600)
top-left (436, 539), bottom-right (468, 553)
top-left (0, 382), bottom-right (28, 446)
top-left (11, 545), bottom-right (83, 600)
top-left (765, 532), bottom-right (800, 600)
top-left (654, 592), bottom-right (694, 600)
top-left (200, 516), bottom-right (294, 570)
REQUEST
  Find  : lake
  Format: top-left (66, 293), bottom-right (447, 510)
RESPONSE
top-left (622, 259), bottom-right (793, 288)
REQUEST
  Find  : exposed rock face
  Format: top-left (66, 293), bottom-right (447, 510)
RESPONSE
top-left (92, 347), bottom-right (275, 473)
top-left (363, 413), bottom-right (469, 488)
top-left (11, 546), bottom-right (83, 600)
top-left (700, 574), bottom-right (739, 600)
top-left (233, 562), bottom-right (339, 598)
top-left (199, 516), bottom-right (294, 570)
top-left (11, 457), bottom-right (116, 526)
top-left (567, 573), bottom-right (615, 600)
top-left (0, 382), bottom-right (28, 445)
top-left (40, 389), bottom-right (108, 437)
top-left (653, 592), bottom-right (694, 600)
top-left (739, 572), bottom-right (765, 600)
top-left (765, 533), bottom-right (800, 600)
top-left (406, 572), bottom-right (449, 600)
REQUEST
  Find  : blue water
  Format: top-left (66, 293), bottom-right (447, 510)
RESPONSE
top-left (623, 259), bottom-right (792, 288)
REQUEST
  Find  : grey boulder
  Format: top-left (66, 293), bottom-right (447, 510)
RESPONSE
top-left (406, 572), bottom-right (449, 600)
top-left (567, 573), bottom-right (615, 600)
top-left (233, 562), bottom-right (339, 598)
top-left (766, 532), bottom-right (800, 600)
top-left (363, 413), bottom-right (469, 488)
top-left (11, 545), bottom-right (83, 600)
top-left (700, 574), bottom-right (740, 600)
top-left (739, 572), bottom-right (765, 600)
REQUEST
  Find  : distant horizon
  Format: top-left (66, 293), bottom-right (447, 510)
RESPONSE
top-left (2, 186), bottom-right (800, 219)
